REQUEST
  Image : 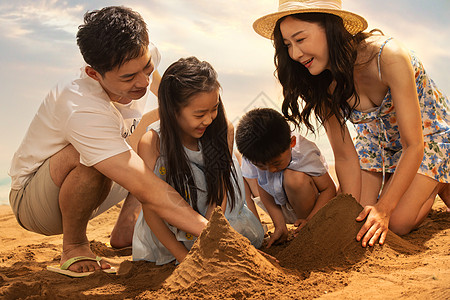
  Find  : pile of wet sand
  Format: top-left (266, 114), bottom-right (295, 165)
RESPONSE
top-left (1, 194), bottom-right (447, 299)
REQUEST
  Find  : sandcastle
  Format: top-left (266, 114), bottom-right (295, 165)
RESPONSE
top-left (163, 206), bottom-right (293, 293)
top-left (147, 194), bottom-right (421, 299)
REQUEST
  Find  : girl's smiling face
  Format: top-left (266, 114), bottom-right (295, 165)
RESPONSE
top-left (176, 89), bottom-right (220, 149)
top-left (280, 16), bottom-right (330, 75)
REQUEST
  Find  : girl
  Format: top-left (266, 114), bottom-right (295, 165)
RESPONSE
top-left (253, 0), bottom-right (450, 247)
top-left (132, 57), bottom-right (264, 265)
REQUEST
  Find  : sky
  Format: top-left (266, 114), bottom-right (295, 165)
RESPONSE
top-left (0, 0), bottom-right (449, 204)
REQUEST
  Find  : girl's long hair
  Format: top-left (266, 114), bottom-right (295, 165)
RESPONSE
top-left (158, 56), bottom-right (239, 212)
top-left (273, 13), bottom-right (371, 132)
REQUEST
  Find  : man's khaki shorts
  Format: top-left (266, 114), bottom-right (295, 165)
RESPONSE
top-left (9, 159), bottom-right (128, 236)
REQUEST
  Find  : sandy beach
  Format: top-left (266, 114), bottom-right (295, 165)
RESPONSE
top-left (0, 194), bottom-right (449, 299)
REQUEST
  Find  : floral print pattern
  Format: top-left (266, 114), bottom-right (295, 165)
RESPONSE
top-left (350, 44), bottom-right (450, 183)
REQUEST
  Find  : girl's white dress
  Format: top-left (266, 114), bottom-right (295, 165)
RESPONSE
top-left (132, 123), bottom-right (264, 265)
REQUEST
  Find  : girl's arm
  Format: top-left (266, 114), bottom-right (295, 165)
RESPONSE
top-left (308, 172), bottom-right (337, 220)
top-left (205, 190), bottom-right (228, 220)
top-left (227, 119), bottom-right (235, 154)
top-left (126, 69), bottom-right (162, 151)
top-left (149, 70), bottom-right (161, 97)
top-left (324, 115), bottom-right (362, 200)
top-left (205, 118), bottom-right (233, 219)
top-left (356, 40), bottom-right (424, 247)
top-left (258, 184), bottom-right (288, 248)
top-left (138, 130), bottom-right (189, 262)
top-left (126, 109), bottom-right (159, 152)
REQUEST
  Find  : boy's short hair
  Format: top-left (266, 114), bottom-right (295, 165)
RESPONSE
top-left (236, 108), bottom-right (291, 164)
top-left (76, 6), bottom-right (149, 76)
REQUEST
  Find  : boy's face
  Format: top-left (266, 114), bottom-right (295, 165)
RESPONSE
top-left (252, 136), bottom-right (296, 173)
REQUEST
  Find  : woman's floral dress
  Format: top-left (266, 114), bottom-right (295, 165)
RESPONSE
top-left (350, 38), bottom-right (450, 183)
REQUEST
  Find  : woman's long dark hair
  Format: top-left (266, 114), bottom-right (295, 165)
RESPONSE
top-left (158, 56), bottom-right (239, 212)
top-left (273, 13), bottom-right (371, 132)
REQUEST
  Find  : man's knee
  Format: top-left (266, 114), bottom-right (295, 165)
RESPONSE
top-left (50, 144), bottom-right (110, 189)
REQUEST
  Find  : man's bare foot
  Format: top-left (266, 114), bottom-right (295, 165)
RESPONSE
top-left (61, 242), bottom-right (110, 273)
top-left (438, 183), bottom-right (450, 212)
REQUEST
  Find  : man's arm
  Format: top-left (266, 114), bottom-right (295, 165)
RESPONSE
top-left (94, 150), bottom-right (208, 237)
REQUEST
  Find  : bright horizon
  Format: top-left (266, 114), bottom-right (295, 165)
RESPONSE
top-left (1, 0), bottom-right (449, 204)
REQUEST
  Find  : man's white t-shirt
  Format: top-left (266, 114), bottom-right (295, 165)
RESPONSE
top-left (9, 44), bottom-right (161, 190)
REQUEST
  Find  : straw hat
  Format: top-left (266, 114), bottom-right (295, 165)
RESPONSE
top-left (253, 0), bottom-right (367, 39)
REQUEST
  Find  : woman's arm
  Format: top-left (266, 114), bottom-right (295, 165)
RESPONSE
top-left (138, 130), bottom-right (189, 262)
top-left (324, 115), bottom-right (362, 200)
top-left (356, 40), bottom-right (424, 247)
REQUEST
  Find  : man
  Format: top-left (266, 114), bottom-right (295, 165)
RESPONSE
top-left (9, 6), bottom-right (208, 274)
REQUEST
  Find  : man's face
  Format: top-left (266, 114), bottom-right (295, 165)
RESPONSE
top-left (86, 47), bottom-right (154, 104)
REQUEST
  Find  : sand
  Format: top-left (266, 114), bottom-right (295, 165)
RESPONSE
top-left (1, 194), bottom-right (449, 299)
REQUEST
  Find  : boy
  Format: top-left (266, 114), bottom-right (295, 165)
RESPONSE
top-left (235, 108), bottom-right (336, 247)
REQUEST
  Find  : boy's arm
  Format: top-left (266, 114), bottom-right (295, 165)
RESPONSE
top-left (257, 184), bottom-right (288, 248)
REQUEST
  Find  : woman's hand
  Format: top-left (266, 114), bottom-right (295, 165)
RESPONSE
top-left (266, 225), bottom-right (288, 248)
top-left (355, 203), bottom-right (390, 247)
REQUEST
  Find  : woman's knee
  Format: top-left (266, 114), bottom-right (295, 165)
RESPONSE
top-left (388, 217), bottom-right (415, 236)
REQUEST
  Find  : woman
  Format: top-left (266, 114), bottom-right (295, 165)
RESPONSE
top-left (253, 0), bottom-right (450, 247)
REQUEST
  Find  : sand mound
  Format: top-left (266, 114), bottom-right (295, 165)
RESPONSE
top-left (148, 207), bottom-right (299, 299)
top-left (0, 198), bottom-right (448, 299)
top-left (278, 194), bottom-right (422, 275)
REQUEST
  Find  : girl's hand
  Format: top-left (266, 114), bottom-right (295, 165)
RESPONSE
top-left (355, 204), bottom-right (390, 247)
top-left (266, 225), bottom-right (288, 248)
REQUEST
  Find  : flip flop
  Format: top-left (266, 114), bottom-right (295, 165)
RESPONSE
top-left (46, 256), bottom-right (116, 278)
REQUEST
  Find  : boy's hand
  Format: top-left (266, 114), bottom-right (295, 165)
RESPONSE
top-left (266, 225), bottom-right (288, 248)
top-left (293, 218), bottom-right (308, 235)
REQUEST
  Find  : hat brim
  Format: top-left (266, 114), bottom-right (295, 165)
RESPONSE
top-left (253, 8), bottom-right (367, 39)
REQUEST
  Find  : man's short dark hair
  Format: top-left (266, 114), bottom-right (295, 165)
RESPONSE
top-left (76, 6), bottom-right (149, 76)
top-left (236, 108), bottom-right (292, 164)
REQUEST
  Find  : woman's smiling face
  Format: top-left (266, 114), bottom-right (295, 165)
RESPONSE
top-left (280, 16), bottom-right (330, 75)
